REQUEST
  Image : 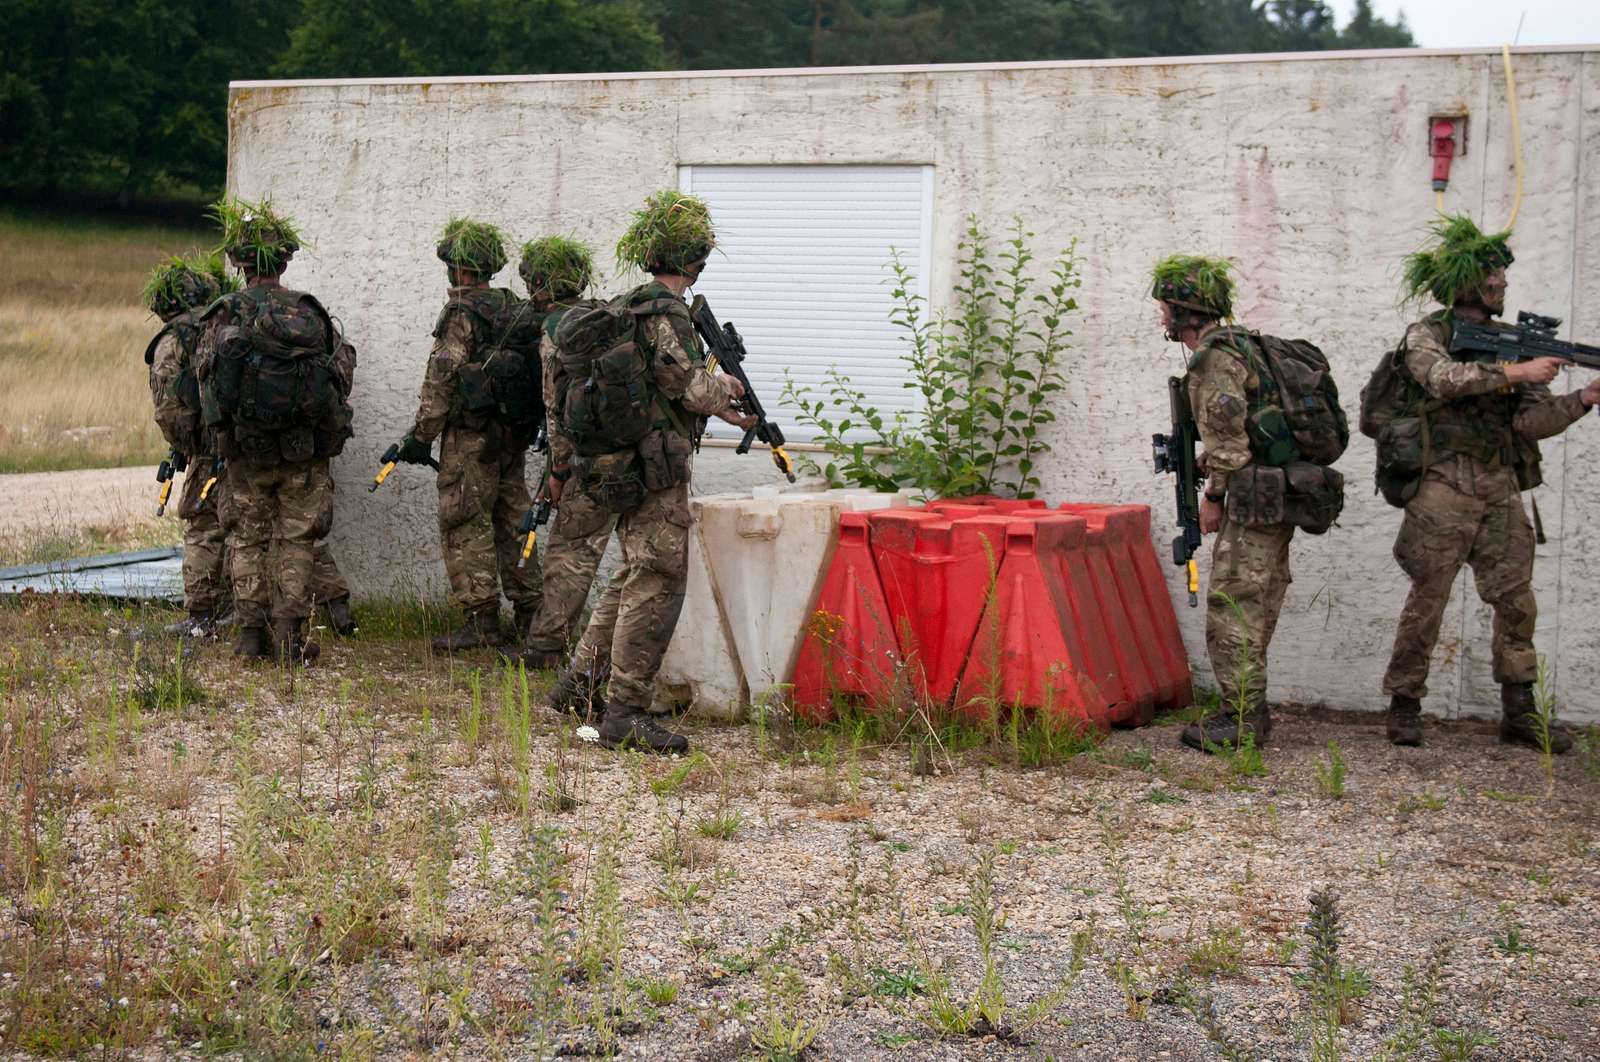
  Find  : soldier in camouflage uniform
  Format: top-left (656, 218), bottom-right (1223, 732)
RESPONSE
top-left (198, 198), bottom-right (351, 666)
top-left (145, 254), bottom-right (228, 637)
top-left (546, 191), bottom-right (754, 752)
top-left (396, 218), bottom-right (541, 652)
top-left (149, 253), bottom-right (358, 639)
top-left (1379, 217), bottom-right (1600, 749)
top-left (1153, 256), bottom-right (1294, 752)
top-left (514, 236), bottom-right (618, 670)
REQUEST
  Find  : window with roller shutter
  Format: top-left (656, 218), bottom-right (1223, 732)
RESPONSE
top-left (678, 164), bottom-right (934, 443)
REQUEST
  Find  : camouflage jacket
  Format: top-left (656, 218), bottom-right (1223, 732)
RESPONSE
top-left (408, 285), bottom-right (516, 443)
top-left (1184, 324), bottom-right (1258, 498)
top-left (147, 310), bottom-right (207, 455)
top-left (1402, 313), bottom-right (1587, 491)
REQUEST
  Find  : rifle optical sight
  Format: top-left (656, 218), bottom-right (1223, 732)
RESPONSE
top-left (1152, 433), bottom-right (1178, 475)
top-left (1517, 311), bottom-right (1562, 332)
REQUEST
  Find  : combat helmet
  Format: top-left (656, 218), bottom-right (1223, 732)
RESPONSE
top-left (616, 190), bottom-right (715, 276)
top-left (436, 217), bottom-right (509, 278)
top-left (1151, 254), bottom-right (1235, 319)
top-left (519, 235), bottom-right (595, 301)
top-left (212, 196), bottom-right (302, 276)
top-left (1402, 214), bottom-right (1514, 307)
top-left (142, 251), bottom-right (232, 320)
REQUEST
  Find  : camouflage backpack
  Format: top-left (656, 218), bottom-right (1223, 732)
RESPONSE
top-left (145, 312), bottom-right (208, 455)
top-left (1203, 328), bottom-right (1348, 534)
top-left (443, 287), bottom-right (545, 446)
top-left (1232, 330), bottom-right (1350, 467)
top-left (552, 289), bottom-right (685, 457)
top-left (198, 286), bottom-right (348, 462)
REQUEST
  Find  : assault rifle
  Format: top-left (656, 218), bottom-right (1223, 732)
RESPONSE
top-left (688, 295), bottom-right (797, 483)
top-left (1450, 313), bottom-right (1600, 413)
top-left (1152, 376), bottom-right (1202, 608)
top-left (155, 451), bottom-right (188, 517)
top-left (517, 426), bottom-right (553, 569)
top-left (370, 440), bottom-right (439, 492)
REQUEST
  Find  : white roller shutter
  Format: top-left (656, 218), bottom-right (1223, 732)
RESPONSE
top-left (679, 164), bottom-right (933, 442)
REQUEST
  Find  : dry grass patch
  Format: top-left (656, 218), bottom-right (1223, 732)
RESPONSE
top-left (0, 208), bottom-right (211, 473)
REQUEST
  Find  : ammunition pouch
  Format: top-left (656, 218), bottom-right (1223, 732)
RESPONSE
top-left (1226, 461), bottom-right (1343, 533)
top-left (574, 449), bottom-right (648, 513)
top-left (1374, 415), bottom-right (1428, 508)
top-left (637, 429), bottom-right (692, 492)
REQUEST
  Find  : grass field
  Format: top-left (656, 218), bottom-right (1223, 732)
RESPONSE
top-left (0, 208), bottom-right (213, 474)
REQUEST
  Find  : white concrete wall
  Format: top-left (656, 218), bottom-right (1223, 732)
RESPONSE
top-left (227, 46), bottom-right (1600, 721)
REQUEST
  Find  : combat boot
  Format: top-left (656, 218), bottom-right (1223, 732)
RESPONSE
top-left (512, 602), bottom-right (538, 643)
top-left (1180, 704), bottom-right (1272, 753)
top-left (273, 618), bottom-right (320, 667)
top-left (430, 606), bottom-right (499, 653)
top-left (1386, 694), bottom-right (1423, 747)
top-left (549, 665), bottom-right (607, 717)
top-left (1499, 682), bottom-right (1572, 753)
top-left (164, 610), bottom-right (216, 638)
top-left (518, 645), bottom-right (568, 671)
top-left (598, 706), bottom-right (688, 754)
top-left (233, 626), bottom-right (271, 660)
top-left (324, 596), bottom-right (359, 637)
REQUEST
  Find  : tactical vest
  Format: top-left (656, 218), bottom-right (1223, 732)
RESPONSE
top-left (1363, 314), bottom-right (1539, 508)
top-left (197, 285), bottom-right (348, 462)
top-left (1189, 328), bottom-right (1346, 534)
top-left (146, 312), bottom-right (209, 456)
top-left (439, 287), bottom-right (544, 446)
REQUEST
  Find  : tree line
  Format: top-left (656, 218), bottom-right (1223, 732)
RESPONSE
top-left (0, 0), bottom-right (1412, 205)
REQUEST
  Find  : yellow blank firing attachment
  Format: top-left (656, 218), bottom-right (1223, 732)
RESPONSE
top-left (1186, 559), bottom-right (1199, 608)
top-left (773, 446), bottom-right (797, 483)
top-left (156, 480), bottom-right (173, 517)
top-left (371, 461), bottom-right (397, 492)
top-left (200, 474), bottom-right (220, 503)
top-left (519, 531), bottom-right (537, 568)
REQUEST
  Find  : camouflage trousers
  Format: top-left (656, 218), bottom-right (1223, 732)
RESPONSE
top-left (1382, 462), bottom-right (1537, 699)
top-left (214, 467), bottom-right (350, 617)
top-left (225, 456), bottom-right (335, 627)
top-left (1205, 517), bottom-right (1295, 713)
top-left (437, 427), bottom-right (538, 614)
top-left (177, 456), bottom-right (227, 614)
top-left (569, 481), bottom-right (691, 713)
top-left (523, 488), bottom-right (617, 655)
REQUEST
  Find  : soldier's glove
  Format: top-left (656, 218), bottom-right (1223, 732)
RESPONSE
top-left (396, 434), bottom-right (434, 466)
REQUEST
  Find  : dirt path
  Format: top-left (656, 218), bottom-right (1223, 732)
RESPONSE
top-left (0, 463), bottom-right (163, 540)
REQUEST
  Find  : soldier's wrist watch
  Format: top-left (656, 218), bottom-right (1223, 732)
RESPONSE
top-left (1204, 489), bottom-right (1226, 503)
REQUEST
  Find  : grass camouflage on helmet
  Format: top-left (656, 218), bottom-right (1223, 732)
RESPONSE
top-left (1151, 254), bottom-right (1236, 318)
top-left (519, 235), bottom-right (595, 298)
top-left (211, 197), bottom-right (303, 276)
top-left (437, 217), bottom-right (509, 277)
top-left (1402, 214), bottom-right (1514, 307)
top-left (615, 190), bottom-right (715, 275)
top-left (142, 250), bottom-right (237, 317)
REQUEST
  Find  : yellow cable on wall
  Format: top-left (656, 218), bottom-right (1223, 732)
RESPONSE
top-left (1501, 43), bottom-right (1525, 231)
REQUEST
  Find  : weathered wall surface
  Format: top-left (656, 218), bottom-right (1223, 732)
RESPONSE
top-left (228, 47), bottom-right (1600, 721)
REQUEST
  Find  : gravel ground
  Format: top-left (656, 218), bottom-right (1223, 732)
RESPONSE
top-left (0, 464), bottom-right (160, 542)
top-left (2, 597), bottom-right (1597, 1060)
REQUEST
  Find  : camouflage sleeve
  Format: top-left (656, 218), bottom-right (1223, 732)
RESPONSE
top-left (1185, 342), bottom-right (1252, 497)
top-left (147, 331), bottom-right (187, 450)
top-left (409, 307), bottom-right (474, 444)
top-left (1512, 385), bottom-right (1590, 441)
top-left (540, 332), bottom-right (575, 469)
top-left (642, 313), bottom-right (736, 415)
top-left (1402, 322), bottom-right (1508, 400)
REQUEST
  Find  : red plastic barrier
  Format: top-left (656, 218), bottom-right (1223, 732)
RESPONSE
top-left (870, 509), bottom-right (1009, 705)
top-left (999, 511), bottom-right (1134, 722)
top-left (929, 495), bottom-right (1047, 514)
top-left (790, 512), bottom-right (899, 722)
top-left (954, 516), bottom-right (1114, 727)
top-left (1059, 504), bottom-right (1193, 713)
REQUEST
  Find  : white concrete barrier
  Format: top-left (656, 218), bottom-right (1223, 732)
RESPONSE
top-left (656, 488), bottom-right (910, 719)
